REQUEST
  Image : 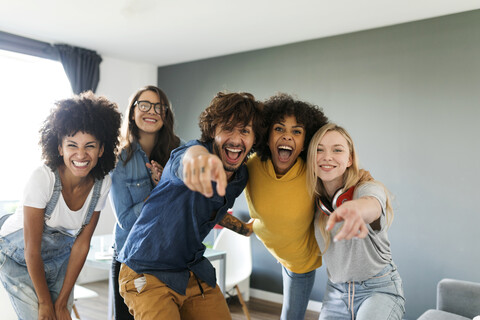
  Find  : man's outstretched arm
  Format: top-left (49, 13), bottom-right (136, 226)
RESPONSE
top-left (182, 145), bottom-right (227, 197)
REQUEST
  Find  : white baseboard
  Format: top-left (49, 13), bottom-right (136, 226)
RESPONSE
top-left (250, 288), bottom-right (322, 313)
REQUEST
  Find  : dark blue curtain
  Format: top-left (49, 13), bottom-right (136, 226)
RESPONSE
top-left (54, 44), bottom-right (102, 94)
top-left (0, 31), bottom-right (103, 94)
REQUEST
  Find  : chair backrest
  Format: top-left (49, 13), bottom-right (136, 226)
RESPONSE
top-left (437, 278), bottom-right (480, 318)
top-left (213, 228), bottom-right (252, 286)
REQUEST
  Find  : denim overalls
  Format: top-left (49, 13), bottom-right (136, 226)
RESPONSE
top-left (0, 169), bottom-right (103, 320)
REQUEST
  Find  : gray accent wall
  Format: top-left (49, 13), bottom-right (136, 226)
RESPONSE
top-left (158, 10), bottom-right (480, 319)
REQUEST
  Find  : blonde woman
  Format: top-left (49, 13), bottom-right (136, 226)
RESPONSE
top-left (307, 123), bottom-right (405, 320)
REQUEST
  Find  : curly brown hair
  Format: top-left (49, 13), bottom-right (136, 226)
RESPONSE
top-left (256, 93), bottom-right (328, 161)
top-left (39, 91), bottom-right (122, 180)
top-left (199, 91), bottom-right (264, 153)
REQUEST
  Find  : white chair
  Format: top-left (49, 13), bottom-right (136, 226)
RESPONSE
top-left (72, 284), bottom-right (99, 319)
top-left (213, 228), bottom-right (252, 320)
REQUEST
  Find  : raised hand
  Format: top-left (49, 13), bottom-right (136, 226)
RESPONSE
top-left (326, 201), bottom-right (369, 242)
top-left (182, 146), bottom-right (227, 197)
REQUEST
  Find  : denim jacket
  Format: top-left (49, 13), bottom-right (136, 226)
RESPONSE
top-left (110, 142), bottom-right (153, 256)
top-left (110, 139), bottom-right (186, 256)
top-left (118, 140), bottom-right (248, 295)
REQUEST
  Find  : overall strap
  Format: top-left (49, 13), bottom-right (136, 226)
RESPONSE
top-left (44, 169), bottom-right (63, 220)
top-left (75, 178), bottom-right (103, 236)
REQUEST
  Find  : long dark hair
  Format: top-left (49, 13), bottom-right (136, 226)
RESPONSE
top-left (120, 85), bottom-right (181, 166)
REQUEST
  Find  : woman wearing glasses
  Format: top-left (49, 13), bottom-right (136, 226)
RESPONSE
top-left (109, 85), bottom-right (182, 320)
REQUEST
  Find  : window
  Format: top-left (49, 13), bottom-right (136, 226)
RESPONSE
top-left (0, 49), bottom-right (71, 207)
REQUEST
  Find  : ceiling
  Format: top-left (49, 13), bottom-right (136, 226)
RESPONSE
top-left (1, 0), bottom-right (479, 67)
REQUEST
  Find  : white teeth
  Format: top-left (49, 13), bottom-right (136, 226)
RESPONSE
top-left (73, 161), bottom-right (88, 166)
top-left (321, 165), bottom-right (334, 168)
top-left (226, 147), bottom-right (241, 153)
top-left (144, 118), bottom-right (157, 123)
top-left (279, 146), bottom-right (293, 150)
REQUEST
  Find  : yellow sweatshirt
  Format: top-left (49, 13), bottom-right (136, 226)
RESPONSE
top-left (245, 154), bottom-right (322, 273)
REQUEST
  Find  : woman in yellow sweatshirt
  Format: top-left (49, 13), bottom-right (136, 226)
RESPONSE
top-left (245, 93), bottom-right (328, 320)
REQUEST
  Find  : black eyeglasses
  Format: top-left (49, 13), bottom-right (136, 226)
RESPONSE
top-left (134, 100), bottom-right (168, 115)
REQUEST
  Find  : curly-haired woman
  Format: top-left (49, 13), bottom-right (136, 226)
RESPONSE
top-left (245, 93), bottom-right (329, 320)
top-left (0, 91), bottom-right (121, 320)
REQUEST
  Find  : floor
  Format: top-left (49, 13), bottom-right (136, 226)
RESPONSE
top-left (74, 280), bottom-right (320, 320)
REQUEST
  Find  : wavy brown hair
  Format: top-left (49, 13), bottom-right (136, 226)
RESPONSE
top-left (39, 91), bottom-right (122, 180)
top-left (120, 85), bottom-right (181, 167)
top-left (256, 93), bottom-right (328, 162)
top-left (199, 91), bottom-right (264, 154)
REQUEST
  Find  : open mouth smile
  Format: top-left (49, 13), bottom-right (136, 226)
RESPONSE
top-left (319, 164), bottom-right (337, 171)
top-left (73, 160), bottom-right (89, 168)
top-left (224, 146), bottom-right (245, 164)
top-left (143, 117), bottom-right (158, 123)
top-left (277, 145), bottom-right (294, 162)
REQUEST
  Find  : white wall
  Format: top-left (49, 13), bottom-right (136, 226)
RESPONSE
top-left (78, 55), bottom-right (157, 283)
top-left (92, 55), bottom-right (157, 236)
top-left (96, 55), bottom-right (158, 115)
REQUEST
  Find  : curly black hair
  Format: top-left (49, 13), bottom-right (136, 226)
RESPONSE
top-left (199, 91), bottom-right (265, 154)
top-left (39, 91), bottom-right (122, 180)
top-left (256, 93), bottom-right (328, 162)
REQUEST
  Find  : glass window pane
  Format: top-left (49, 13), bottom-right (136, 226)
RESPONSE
top-left (0, 49), bottom-right (72, 205)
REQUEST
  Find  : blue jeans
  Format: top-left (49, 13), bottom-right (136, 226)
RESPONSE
top-left (281, 265), bottom-right (316, 320)
top-left (0, 171), bottom-right (102, 319)
top-left (0, 224), bottom-right (76, 318)
top-left (319, 264), bottom-right (405, 320)
top-left (0, 250), bottom-right (73, 320)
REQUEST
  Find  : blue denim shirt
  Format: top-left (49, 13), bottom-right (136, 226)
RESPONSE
top-left (117, 140), bottom-right (248, 295)
top-left (110, 142), bottom-right (153, 255)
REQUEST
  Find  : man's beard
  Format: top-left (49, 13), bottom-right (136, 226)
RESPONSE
top-left (213, 142), bottom-right (243, 173)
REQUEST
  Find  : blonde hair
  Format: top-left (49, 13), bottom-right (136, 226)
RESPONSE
top-left (306, 123), bottom-right (394, 252)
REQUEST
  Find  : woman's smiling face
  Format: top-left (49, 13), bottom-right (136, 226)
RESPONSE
top-left (133, 90), bottom-right (165, 136)
top-left (58, 131), bottom-right (104, 177)
top-left (315, 130), bottom-right (352, 190)
top-left (268, 115), bottom-right (305, 175)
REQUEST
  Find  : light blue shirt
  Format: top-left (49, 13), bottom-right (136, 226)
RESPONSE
top-left (110, 140), bottom-right (185, 255)
top-left (110, 142), bottom-right (154, 255)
